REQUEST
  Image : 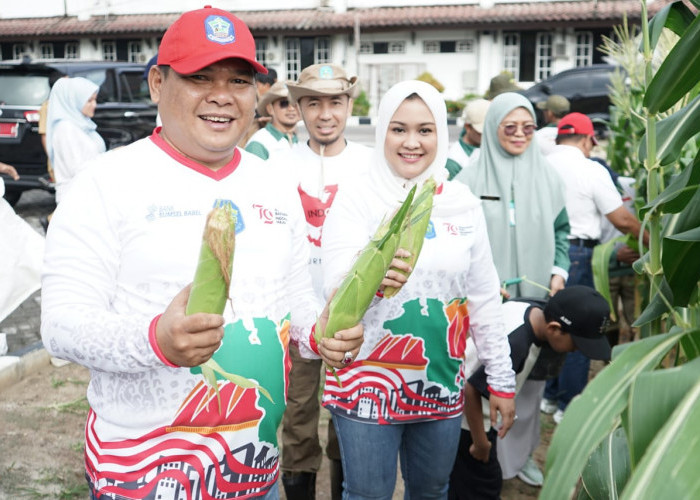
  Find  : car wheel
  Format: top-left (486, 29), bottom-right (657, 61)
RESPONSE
top-left (2, 189), bottom-right (22, 206)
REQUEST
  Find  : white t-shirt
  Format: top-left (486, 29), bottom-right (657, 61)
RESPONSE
top-left (536, 125), bottom-right (558, 156)
top-left (547, 145), bottom-right (622, 240)
top-left (284, 140), bottom-right (373, 300)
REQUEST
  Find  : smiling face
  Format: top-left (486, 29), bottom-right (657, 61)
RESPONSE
top-left (497, 107), bottom-right (536, 156)
top-left (297, 94), bottom-right (352, 156)
top-left (383, 96), bottom-right (438, 180)
top-left (268, 98), bottom-right (300, 133)
top-left (81, 92), bottom-right (98, 118)
top-left (149, 58), bottom-right (256, 170)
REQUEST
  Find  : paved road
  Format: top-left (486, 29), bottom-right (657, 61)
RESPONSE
top-left (2, 123), bottom-right (462, 354)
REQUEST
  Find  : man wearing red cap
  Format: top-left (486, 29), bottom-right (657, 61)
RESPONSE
top-left (40, 7), bottom-right (364, 499)
top-left (541, 112), bottom-right (646, 424)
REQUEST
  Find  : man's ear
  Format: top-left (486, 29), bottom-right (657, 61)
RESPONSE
top-left (148, 66), bottom-right (164, 104)
top-left (545, 321), bottom-right (563, 339)
top-left (266, 103), bottom-right (275, 117)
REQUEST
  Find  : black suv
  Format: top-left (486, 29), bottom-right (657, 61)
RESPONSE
top-left (519, 64), bottom-right (622, 135)
top-left (0, 60), bottom-right (157, 205)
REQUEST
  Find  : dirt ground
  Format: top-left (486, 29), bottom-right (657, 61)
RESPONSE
top-left (0, 361), bottom-right (551, 499)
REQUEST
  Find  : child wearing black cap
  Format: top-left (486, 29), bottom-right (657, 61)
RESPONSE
top-left (448, 285), bottom-right (611, 500)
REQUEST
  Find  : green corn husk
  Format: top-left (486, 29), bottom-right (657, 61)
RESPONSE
top-left (186, 202), bottom-right (272, 412)
top-left (316, 185), bottom-right (416, 382)
top-left (383, 177), bottom-right (436, 299)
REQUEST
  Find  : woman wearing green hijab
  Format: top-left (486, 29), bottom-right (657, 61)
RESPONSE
top-left (454, 92), bottom-right (570, 298)
top-left (452, 92), bottom-right (570, 489)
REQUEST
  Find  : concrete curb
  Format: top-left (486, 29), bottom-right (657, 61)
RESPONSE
top-left (0, 341), bottom-right (50, 392)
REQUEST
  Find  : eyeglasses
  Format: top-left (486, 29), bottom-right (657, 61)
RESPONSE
top-left (501, 123), bottom-right (536, 136)
top-left (276, 99), bottom-right (290, 108)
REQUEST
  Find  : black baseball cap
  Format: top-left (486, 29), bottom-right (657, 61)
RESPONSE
top-left (544, 286), bottom-right (612, 361)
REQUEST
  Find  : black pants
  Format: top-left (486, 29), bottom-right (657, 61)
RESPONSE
top-left (448, 427), bottom-right (502, 500)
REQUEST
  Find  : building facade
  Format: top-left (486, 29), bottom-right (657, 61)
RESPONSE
top-left (0, 0), bottom-right (669, 114)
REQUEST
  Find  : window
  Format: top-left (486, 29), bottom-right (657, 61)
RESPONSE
top-left (535, 33), bottom-right (553, 81)
top-left (423, 41), bottom-right (439, 53)
top-left (12, 43), bottom-right (28, 60)
top-left (40, 43), bottom-right (53, 59)
top-left (575, 31), bottom-right (593, 67)
top-left (128, 41), bottom-right (142, 63)
top-left (503, 33), bottom-right (520, 81)
top-left (255, 38), bottom-right (267, 66)
top-left (285, 38), bottom-right (301, 81)
top-left (315, 37), bottom-right (331, 63)
top-left (372, 42), bottom-right (388, 54)
top-left (389, 41), bottom-right (406, 54)
top-left (359, 42), bottom-right (372, 54)
top-left (102, 41), bottom-right (116, 61)
top-left (65, 42), bottom-right (79, 59)
top-left (456, 40), bottom-right (474, 53)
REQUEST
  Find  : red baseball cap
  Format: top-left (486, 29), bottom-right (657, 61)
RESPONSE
top-left (157, 6), bottom-right (267, 75)
top-left (557, 112), bottom-right (598, 144)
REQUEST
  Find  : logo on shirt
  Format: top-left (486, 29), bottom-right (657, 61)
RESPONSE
top-left (253, 203), bottom-right (288, 225)
top-left (215, 199), bottom-right (245, 234)
top-left (145, 204), bottom-right (203, 222)
top-left (442, 222), bottom-right (474, 237)
top-left (205, 15), bottom-right (235, 45)
top-left (425, 220), bottom-right (436, 239)
top-left (298, 184), bottom-right (339, 247)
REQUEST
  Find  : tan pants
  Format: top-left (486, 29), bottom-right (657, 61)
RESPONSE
top-left (281, 344), bottom-right (340, 472)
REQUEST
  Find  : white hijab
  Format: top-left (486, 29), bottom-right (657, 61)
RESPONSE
top-left (370, 80), bottom-right (479, 216)
top-left (46, 77), bottom-right (104, 165)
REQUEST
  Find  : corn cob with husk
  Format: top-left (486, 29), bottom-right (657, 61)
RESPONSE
top-left (186, 201), bottom-right (272, 412)
top-left (315, 185), bottom-right (416, 382)
top-left (383, 177), bottom-right (437, 299)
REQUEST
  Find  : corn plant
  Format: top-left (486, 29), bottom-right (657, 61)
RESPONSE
top-left (541, 1), bottom-right (700, 497)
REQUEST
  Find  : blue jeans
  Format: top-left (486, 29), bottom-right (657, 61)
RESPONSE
top-left (333, 414), bottom-right (462, 500)
top-left (544, 243), bottom-right (594, 410)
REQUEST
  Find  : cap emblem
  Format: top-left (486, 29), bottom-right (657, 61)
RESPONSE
top-left (319, 65), bottom-right (334, 79)
top-left (205, 15), bottom-right (235, 45)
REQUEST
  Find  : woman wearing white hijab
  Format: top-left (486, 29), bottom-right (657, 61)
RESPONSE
top-left (47, 77), bottom-right (106, 204)
top-left (321, 80), bottom-right (515, 499)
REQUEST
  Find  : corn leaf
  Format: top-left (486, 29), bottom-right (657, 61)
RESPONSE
top-left (384, 177), bottom-right (436, 298)
top-left (621, 369), bottom-right (700, 499)
top-left (541, 330), bottom-right (696, 500)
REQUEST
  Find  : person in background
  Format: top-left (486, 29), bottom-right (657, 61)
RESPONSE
top-left (321, 79), bottom-right (515, 499)
top-left (46, 77), bottom-right (105, 206)
top-left (485, 72), bottom-right (521, 100)
top-left (41, 7), bottom-right (363, 499)
top-left (535, 95), bottom-right (570, 156)
top-left (450, 286), bottom-right (612, 499)
top-left (0, 162), bottom-right (19, 181)
top-left (240, 66), bottom-right (279, 148)
top-left (245, 80), bottom-right (299, 161)
top-left (445, 98), bottom-right (490, 180)
top-left (280, 63), bottom-right (373, 500)
top-left (256, 66), bottom-right (278, 97)
top-left (37, 70), bottom-right (67, 231)
top-left (542, 112), bottom-right (646, 424)
top-left (454, 92), bottom-right (570, 488)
